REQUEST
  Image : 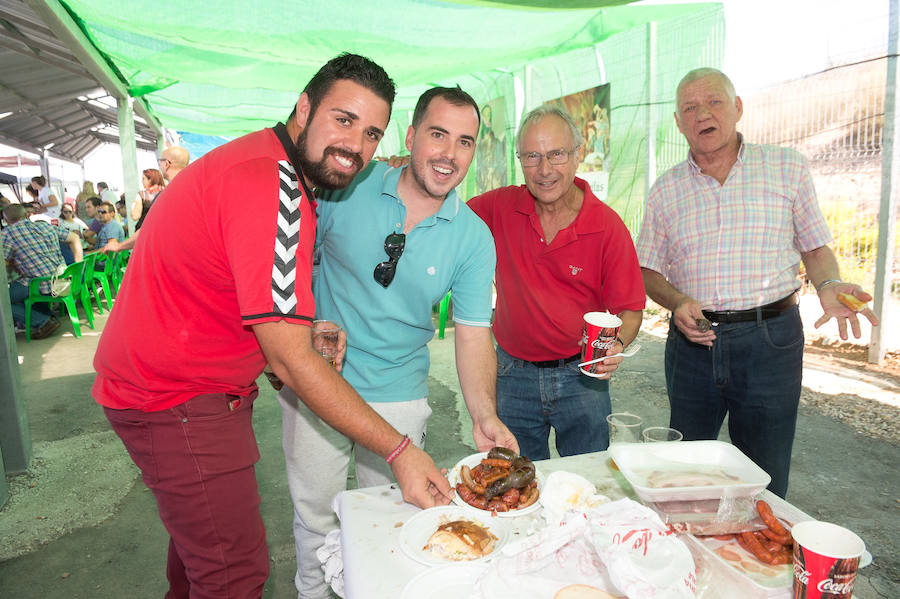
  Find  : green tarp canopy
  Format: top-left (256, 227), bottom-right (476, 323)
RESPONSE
top-left (53, 0), bottom-right (725, 224)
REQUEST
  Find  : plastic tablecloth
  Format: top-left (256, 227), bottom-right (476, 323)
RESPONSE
top-left (333, 451), bottom-right (802, 599)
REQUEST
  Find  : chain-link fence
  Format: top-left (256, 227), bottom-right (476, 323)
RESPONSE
top-left (741, 55), bottom-right (898, 302)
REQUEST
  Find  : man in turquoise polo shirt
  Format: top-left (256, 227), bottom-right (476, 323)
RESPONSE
top-left (278, 86), bottom-right (518, 599)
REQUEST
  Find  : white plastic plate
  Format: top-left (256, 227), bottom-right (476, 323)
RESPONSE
top-left (447, 452), bottom-right (544, 517)
top-left (399, 506), bottom-right (510, 566)
top-left (399, 563), bottom-right (489, 599)
top-left (609, 440), bottom-right (771, 502)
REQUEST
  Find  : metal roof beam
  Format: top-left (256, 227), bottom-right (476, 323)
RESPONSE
top-left (24, 0), bottom-right (164, 138)
top-left (0, 133), bottom-right (80, 163)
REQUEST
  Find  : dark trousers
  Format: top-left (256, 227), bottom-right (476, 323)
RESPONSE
top-left (664, 307), bottom-right (803, 497)
top-left (104, 391), bottom-right (268, 599)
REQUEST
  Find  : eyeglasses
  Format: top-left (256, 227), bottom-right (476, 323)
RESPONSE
top-left (516, 147), bottom-right (577, 168)
top-left (157, 158), bottom-right (170, 166)
top-left (96, 209), bottom-right (110, 214)
top-left (373, 232), bottom-right (406, 288)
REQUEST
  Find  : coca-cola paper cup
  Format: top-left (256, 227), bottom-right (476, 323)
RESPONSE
top-left (580, 311), bottom-right (622, 378)
top-left (791, 520), bottom-right (864, 599)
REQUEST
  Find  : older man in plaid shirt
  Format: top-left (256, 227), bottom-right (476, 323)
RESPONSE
top-left (2, 203), bottom-right (77, 339)
top-left (636, 68), bottom-right (878, 498)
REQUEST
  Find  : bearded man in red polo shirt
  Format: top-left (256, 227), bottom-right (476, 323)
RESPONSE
top-left (93, 53), bottom-right (451, 599)
top-left (468, 106), bottom-right (645, 460)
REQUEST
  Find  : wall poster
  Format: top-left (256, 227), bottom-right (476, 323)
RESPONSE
top-left (545, 84), bottom-right (610, 202)
top-left (475, 97), bottom-right (508, 195)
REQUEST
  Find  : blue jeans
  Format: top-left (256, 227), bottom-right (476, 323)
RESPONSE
top-left (496, 346), bottom-right (611, 461)
top-left (664, 306), bottom-right (803, 498)
top-left (8, 281), bottom-right (50, 329)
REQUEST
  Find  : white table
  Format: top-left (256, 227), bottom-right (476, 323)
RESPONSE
top-left (333, 451), bottom-right (800, 599)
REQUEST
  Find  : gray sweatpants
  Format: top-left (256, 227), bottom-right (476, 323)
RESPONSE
top-left (278, 387), bottom-right (431, 599)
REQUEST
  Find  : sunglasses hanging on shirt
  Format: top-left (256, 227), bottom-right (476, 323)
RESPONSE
top-left (373, 232), bottom-right (406, 288)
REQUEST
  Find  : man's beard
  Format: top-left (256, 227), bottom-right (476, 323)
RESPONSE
top-left (293, 128), bottom-right (364, 191)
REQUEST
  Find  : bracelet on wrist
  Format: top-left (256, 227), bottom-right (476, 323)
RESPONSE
top-left (385, 435), bottom-right (411, 465)
top-left (616, 336), bottom-right (626, 349)
top-left (816, 278), bottom-right (842, 291)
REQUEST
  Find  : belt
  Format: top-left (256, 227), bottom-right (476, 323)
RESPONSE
top-left (702, 293), bottom-right (798, 324)
top-left (529, 353), bottom-right (581, 368)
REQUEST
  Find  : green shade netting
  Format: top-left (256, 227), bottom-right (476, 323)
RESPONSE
top-left (62, 0), bottom-right (715, 136)
top-left (58, 0), bottom-right (724, 227)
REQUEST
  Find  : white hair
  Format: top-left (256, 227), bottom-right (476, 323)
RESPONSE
top-left (516, 105), bottom-right (585, 154)
top-left (676, 68), bottom-right (736, 107)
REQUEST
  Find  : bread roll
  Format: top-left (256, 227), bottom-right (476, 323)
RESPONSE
top-left (423, 520), bottom-right (497, 561)
top-left (837, 292), bottom-right (867, 312)
top-left (554, 584), bottom-right (619, 599)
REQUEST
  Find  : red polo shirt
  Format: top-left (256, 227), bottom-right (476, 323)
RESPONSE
top-left (468, 178), bottom-right (645, 361)
top-left (93, 127), bottom-right (317, 411)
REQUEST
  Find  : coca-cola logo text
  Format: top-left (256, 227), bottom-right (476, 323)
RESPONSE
top-left (793, 564), bottom-right (810, 584)
top-left (591, 339), bottom-right (612, 349)
top-left (817, 578), bottom-right (854, 593)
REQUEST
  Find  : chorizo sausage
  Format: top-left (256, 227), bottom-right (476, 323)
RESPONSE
top-left (501, 488), bottom-right (520, 506)
top-left (756, 500), bottom-right (790, 537)
top-left (739, 531), bottom-right (776, 565)
top-left (456, 483), bottom-right (487, 510)
top-left (759, 526), bottom-right (793, 546)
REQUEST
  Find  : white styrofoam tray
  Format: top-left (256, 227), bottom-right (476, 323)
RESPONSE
top-left (684, 495), bottom-right (814, 599)
top-left (608, 440), bottom-right (771, 502)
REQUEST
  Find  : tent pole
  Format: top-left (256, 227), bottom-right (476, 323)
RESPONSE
top-left (0, 262), bottom-right (32, 489)
top-left (117, 97), bottom-right (140, 238)
top-left (869, 0), bottom-right (899, 364)
top-left (645, 21), bottom-right (658, 204)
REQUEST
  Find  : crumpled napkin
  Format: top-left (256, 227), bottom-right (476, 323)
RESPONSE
top-left (588, 498), bottom-right (696, 599)
top-left (470, 474), bottom-right (696, 599)
top-left (540, 471), bottom-right (610, 526)
top-left (470, 513), bottom-right (615, 598)
top-left (316, 528), bottom-right (345, 598)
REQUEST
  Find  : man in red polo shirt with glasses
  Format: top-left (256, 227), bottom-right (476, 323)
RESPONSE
top-left (468, 105), bottom-right (645, 461)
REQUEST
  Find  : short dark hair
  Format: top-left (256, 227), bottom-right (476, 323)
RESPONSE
top-left (411, 86), bottom-right (481, 130)
top-left (97, 181), bottom-right (108, 190)
top-left (101, 201), bottom-right (115, 213)
top-left (87, 196), bottom-right (103, 207)
top-left (290, 53), bottom-right (396, 123)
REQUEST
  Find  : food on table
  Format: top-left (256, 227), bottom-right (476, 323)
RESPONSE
top-left (643, 468), bottom-right (741, 488)
top-left (422, 519), bottom-right (498, 561)
top-left (456, 447), bottom-right (539, 513)
top-left (554, 583), bottom-right (618, 598)
top-left (698, 500), bottom-right (794, 571)
top-left (837, 292), bottom-right (867, 312)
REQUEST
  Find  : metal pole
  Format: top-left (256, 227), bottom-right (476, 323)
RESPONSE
top-left (0, 262), bottom-right (32, 482)
top-left (117, 97), bottom-right (140, 238)
top-left (645, 22), bottom-right (658, 203)
top-left (869, 0), bottom-right (899, 364)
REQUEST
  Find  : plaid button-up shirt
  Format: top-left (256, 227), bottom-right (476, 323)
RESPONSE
top-left (637, 140), bottom-right (832, 311)
top-left (2, 219), bottom-right (66, 294)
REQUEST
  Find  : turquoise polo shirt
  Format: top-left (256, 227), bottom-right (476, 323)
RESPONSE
top-left (314, 161), bottom-right (496, 403)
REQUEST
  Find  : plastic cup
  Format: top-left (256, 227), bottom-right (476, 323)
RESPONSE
top-left (642, 427), bottom-right (683, 442)
top-left (791, 521), bottom-right (864, 599)
top-left (312, 320), bottom-right (342, 367)
top-left (580, 311), bottom-right (622, 378)
top-left (606, 413), bottom-right (642, 444)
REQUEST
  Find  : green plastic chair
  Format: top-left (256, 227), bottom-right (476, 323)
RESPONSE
top-left (89, 252), bottom-right (115, 312)
top-left (437, 290), bottom-right (451, 339)
top-left (79, 252), bottom-right (102, 319)
top-left (24, 260), bottom-right (87, 341)
top-left (112, 249), bottom-right (131, 293)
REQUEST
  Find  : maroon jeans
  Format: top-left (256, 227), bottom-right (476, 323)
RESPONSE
top-left (105, 391), bottom-right (268, 599)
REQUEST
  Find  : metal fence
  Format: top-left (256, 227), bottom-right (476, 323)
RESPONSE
top-left (741, 57), bottom-right (898, 301)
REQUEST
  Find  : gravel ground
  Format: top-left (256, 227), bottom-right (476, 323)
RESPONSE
top-left (642, 311), bottom-right (900, 447)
